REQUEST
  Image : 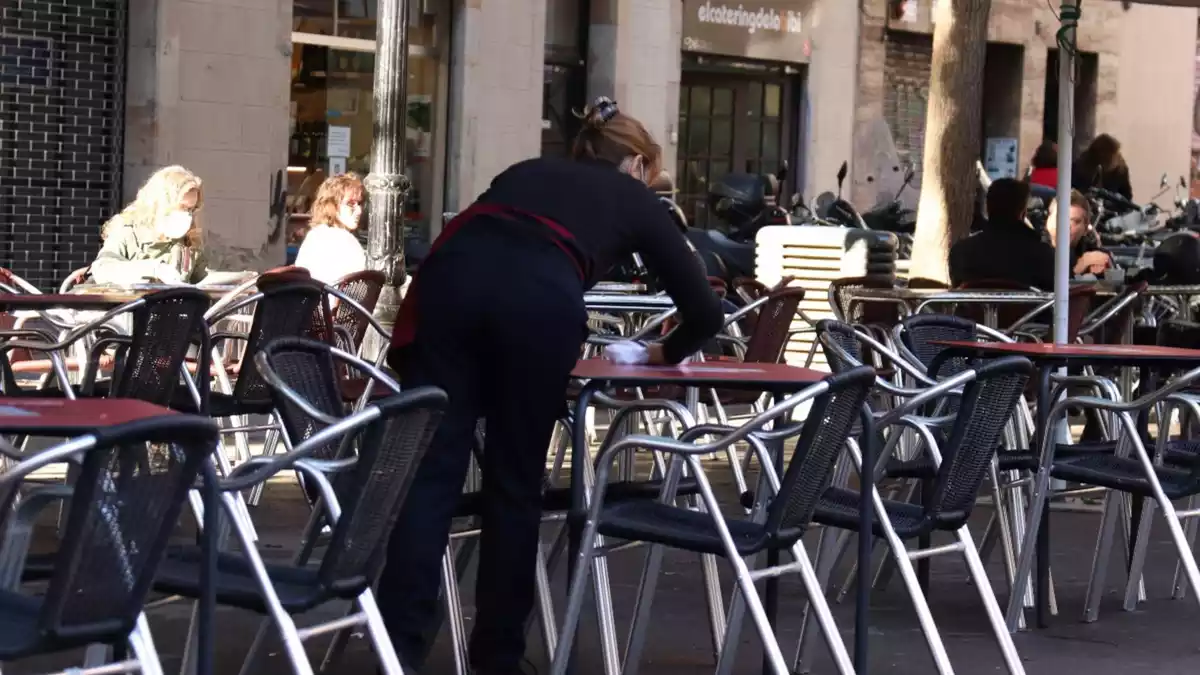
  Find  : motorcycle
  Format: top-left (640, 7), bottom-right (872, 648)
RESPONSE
top-left (805, 160), bottom-right (917, 258)
top-left (684, 164), bottom-right (792, 285)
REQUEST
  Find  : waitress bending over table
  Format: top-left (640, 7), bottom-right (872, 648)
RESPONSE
top-left (383, 96), bottom-right (725, 674)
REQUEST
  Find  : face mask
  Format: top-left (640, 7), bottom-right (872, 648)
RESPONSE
top-left (158, 211), bottom-right (192, 240)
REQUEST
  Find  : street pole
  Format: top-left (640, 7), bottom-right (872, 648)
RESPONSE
top-left (364, 0), bottom-right (410, 346)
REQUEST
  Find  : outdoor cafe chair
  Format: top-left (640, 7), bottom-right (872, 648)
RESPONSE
top-left (0, 287), bottom-right (212, 408)
top-left (1006, 365), bottom-right (1200, 631)
top-left (796, 356), bottom-right (1032, 675)
top-left (187, 275), bottom-right (329, 481)
top-left (0, 413), bottom-right (219, 675)
top-left (811, 321), bottom-right (1039, 629)
top-left (550, 366), bottom-right (876, 675)
top-left (253, 337), bottom-right (709, 674)
top-left (153, 371), bottom-right (447, 675)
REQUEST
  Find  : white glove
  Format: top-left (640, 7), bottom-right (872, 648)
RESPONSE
top-left (603, 341), bottom-right (650, 365)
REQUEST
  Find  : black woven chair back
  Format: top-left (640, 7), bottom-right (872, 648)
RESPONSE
top-left (764, 366), bottom-right (875, 536)
top-left (34, 416), bottom-right (217, 644)
top-left (232, 280), bottom-right (327, 407)
top-left (828, 276), bottom-right (897, 326)
top-left (816, 320), bottom-right (865, 374)
top-left (261, 337), bottom-right (349, 463)
top-left (332, 271), bottom-right (385, 381)
top-left (928, 356), bottom-right (1031, 527)
top-left (317, 391), bottom-right (444, 587)
top-left (899, 314), bottom-right (977, 379)
top-left (260, 337), bottom-right (447, 588)
top-left (113, 288), bottom-right (211, 407)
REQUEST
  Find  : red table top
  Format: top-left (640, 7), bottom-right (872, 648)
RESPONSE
top-left (0, 293), bottom-right (133, 311)
top-left (932, 340), bottom-right (1200, 363)
top-left (571, 358), bottom-right (827, 389)
top-left (0, 397), bottom-right (176, 434)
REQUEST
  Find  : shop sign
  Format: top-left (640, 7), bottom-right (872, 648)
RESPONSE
top-left (681, 0), bottom-right (814, 64)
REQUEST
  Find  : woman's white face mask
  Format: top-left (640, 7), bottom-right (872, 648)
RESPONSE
top-left (158, 211), bottom-right (193, 240)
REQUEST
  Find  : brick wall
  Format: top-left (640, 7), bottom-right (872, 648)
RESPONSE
top-left (882, 32), bottom-right (932, 191)
top-left (0, 0), bottom-right (124, 289)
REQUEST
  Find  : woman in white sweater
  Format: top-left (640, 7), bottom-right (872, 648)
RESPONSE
top-left (295, 173), bottom-right (366, 284)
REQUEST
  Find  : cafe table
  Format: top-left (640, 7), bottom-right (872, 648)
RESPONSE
top-left (0, 397), bottom-right (219, 675)
top-left (931, 340), bottom-right (1200, 630)
top-left (565, 359), bottom-right (876, 673)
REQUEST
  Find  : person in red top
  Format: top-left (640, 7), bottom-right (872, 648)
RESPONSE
top-left (381, 97), bottom-right (724, 675)
top-left (1028, 141), bottom-right (1058, 189)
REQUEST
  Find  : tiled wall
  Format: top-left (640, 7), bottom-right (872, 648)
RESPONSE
top-left (0, 0), bottom-right (125, 288)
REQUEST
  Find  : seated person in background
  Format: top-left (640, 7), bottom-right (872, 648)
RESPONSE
top-left (1028, 141), bottom-right (1058, 189)
top-left (295, 173), bottom-right (366, 285)
top-left (1046, 189), bottom-right (1112, 278)
top-left (949, 178), bottom-right (1056, 290)
top-left (91, 165), bottom-right (211, 285)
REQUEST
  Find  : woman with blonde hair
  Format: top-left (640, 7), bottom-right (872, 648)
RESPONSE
top-left (380, 97), bottom-right (722, 674)
top-left (90, 165), bottom-right (210, 285)
top-left (294, 172), bottom-right (366, 284)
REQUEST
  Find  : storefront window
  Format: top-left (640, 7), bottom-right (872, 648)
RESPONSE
top-left (293, 0), bottom-right (438, 44)
top-left (288, 3), bottom-right (445, 245)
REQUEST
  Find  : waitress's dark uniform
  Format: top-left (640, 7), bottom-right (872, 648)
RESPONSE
top-left (383, 156), bottom-right (725, 672)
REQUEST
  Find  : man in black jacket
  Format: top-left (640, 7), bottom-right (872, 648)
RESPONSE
top-left (949, 178), bottom-right (1056, 289)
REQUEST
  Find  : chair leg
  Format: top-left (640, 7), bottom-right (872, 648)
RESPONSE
top-left (874, 511), bottom-right (954, 672)
top-left (787, 538), bottom-right (855, 675)
top-left (127, 613), bottom-right (166, 675)
top-left (440, 546), bottom-right (471, 675)
top-left (1083, 489), bottom-right (1123, 623)
top-left (1123, 498), bottom-right (1157, 612)
top-left (793, 527), bottom-right (849, 674)
top-left (359, 589), bottom-right (408, 675)
top-left (549, 517), bottom-right (604, 675)
top-left (236, 618), bottom-right (273, 675)
top-left (956, 526), bottom-right (1027, 674)
top-left (532, 536), bottom-right (559, 665)
top-left (713, 567), bottom-right (749, 675)
top-left (1006, 463), bottom-right (1054, 632)
top-left (1172, 496), bottom-right (1200, 600)
top-left (1150, 491), bottom-right (1200, 611)
top-left (247, 423), bottom-right (282, 506)
top-left (621, 544), bottom-right (667, 675)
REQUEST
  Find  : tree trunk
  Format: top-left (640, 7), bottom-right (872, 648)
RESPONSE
top-left (908, 0), bottom-right (992, 283)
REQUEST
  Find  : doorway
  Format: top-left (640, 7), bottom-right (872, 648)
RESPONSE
top-left (677, 71), bottom-right (797, 229)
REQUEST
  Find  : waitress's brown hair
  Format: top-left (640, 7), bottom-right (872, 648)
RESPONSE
top-left (571, 97), bottom-right (663, 181)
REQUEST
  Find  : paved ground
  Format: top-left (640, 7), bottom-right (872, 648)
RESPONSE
top-left (10, 470), bottom-right (1200, 674)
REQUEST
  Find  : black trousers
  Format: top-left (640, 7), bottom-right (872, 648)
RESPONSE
top-left (379, 225), bottom-right (587, 672)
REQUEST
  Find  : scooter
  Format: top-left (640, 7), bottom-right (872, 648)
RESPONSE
top-left (812, 160), bottom-right (918, 236)
top-left (684, 164), bottom-right (792, 284)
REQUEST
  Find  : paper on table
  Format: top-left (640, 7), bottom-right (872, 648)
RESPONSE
top-left (604, 341), bottom-right (650, 365)
top-left (198, 271), bottom-right (256, 287)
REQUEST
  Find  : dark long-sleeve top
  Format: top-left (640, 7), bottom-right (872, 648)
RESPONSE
top-left (1072, 163), bottom-right (1133, 201)
top-left (948, 218), bottom-right (1056, 290)
top-left (476, 157), bottom-right (725, 364)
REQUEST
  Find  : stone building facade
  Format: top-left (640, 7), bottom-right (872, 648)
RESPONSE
top-left (1, 0), bottom-right (1197, 288)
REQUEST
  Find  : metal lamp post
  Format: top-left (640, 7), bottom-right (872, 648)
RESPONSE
top-left (363, 0), bottom-right (411, 342)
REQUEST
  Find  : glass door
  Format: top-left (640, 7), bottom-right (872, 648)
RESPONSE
top-left (678, 71), bottom-right (796, 230)
top-left (678, 82), bottom-right (736, 230)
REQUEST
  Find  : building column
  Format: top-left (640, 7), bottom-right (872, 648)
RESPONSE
top-left (587, 0), bottom-right (682, 174)
top-left (443, 0), bottom-right (548, 215)
top-left (801, 0), bottom-right (860, 201)
top-left (123, 0), bottom-right (291, 270)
